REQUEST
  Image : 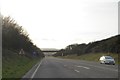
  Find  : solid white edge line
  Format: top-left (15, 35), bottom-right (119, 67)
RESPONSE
top-left (31, 60), bottom-right (43, 79)
top-left (22, 62), bottom-right (39, 78)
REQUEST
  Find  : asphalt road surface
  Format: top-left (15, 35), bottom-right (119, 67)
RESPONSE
top-left (23, 57), bottom-right (118, 78)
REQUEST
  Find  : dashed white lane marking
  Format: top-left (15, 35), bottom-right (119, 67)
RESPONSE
top-left (74, 70), bottom-right (80, 73)
top-left (31, 60), bottom-right (43, 78)
top-left (76, 66), bottom-right (90, 69)
top-left (87, 64), bottom-right (118, 72)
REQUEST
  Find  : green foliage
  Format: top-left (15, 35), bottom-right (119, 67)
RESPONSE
top-left (53, 35), bottom-right (119, 56)
top-left (2, 16), bottom-right (44, 57)
top-left (58, 53), bottom-right (119, 64)
top-left (2, 49), bottom-right (41, 78)
top-left (2, 16), bottom-right (45, 78)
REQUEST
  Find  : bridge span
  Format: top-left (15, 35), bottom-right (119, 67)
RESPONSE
top-left (41, 50), bottom-right (59, 56)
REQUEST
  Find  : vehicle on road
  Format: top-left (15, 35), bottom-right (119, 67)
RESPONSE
top-left (99, 56), bottom-right (115, 65)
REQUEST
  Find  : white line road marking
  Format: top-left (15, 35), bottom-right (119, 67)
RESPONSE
top-left (74, 70), bottom-right (80, 73)
top-left (76, 66), bottom-right (90, 69)
top-left (88, 64), bottom-right (118, 72)
top-left (77, 62), bottom-right (118, 72)
top-left (83, 67), bottom-right (90, 69)
top-left (22, 61), bottom-right (40, 78)
top-left (31, 60), bottom-right (43, 79)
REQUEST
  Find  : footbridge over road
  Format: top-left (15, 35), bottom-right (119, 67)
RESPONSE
top-left (41, 50), bottom-right (59, 52)
top-left (41, 49), bottom-right (59, 56)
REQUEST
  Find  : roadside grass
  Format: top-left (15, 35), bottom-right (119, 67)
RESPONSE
top-left (2, 49), bottom-right (42, 78)
top-left (0, 59), bottom-right (1, 79)
top-left (58, 53), bottom-right (119, 64)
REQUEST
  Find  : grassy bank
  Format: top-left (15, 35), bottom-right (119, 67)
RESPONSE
top-left (0, 59), bottom-right (1, 79)
top-left (2, 49), bottom-right (42, 78)
top-left (58, 53), bottom-right (119, 64)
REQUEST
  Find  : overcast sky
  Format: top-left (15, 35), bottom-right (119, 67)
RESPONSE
top-left (1, 0), bottom-right (119, 49)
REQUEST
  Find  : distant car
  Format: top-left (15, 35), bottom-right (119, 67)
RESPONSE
top-left (99, 56), bottom-right (115, 65)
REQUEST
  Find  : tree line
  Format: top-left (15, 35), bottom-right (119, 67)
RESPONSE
top-left (53, 35), bottom-right (120, 57)
top-left (2, 16), bottom-right (44, 57)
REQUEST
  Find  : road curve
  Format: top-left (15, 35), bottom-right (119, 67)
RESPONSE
top-left (23, 57), bottom-right (118, 78)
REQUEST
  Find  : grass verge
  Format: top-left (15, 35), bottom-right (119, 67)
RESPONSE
top-left (58, 53), bottom-right (119, 64)
top-left (2, 49), bottom-right (42, 78)
top-left (0, 59), bottom-right (1, 79)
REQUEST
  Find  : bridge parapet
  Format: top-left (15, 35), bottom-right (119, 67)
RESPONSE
top-left (41, 50), bottom-right (59, 52)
